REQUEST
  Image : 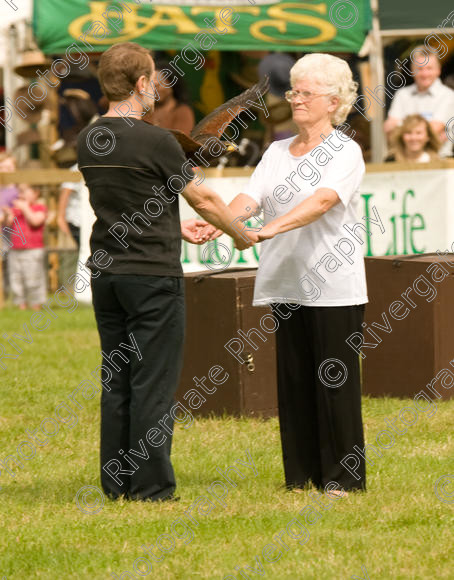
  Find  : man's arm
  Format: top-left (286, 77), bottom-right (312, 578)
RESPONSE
top-left (384, 117), bottom-right (400, 135)
top-left (384, 88), bottom-right (405, 136)
top-left (181, 181), bottom-right (258, 249)
top-left (198, 193), bottom-right (260, 242)
top-left (430, 91), bottom-right (454, 145)
top-left (430, 120), bottom-right (447, 144)
top-left (57, 187), bottom-right (72, 234)
top-left (257, 188), bottom-right (340, 240)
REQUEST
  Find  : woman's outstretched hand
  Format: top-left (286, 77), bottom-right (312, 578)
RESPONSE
top-left (257, 222), bottom-right (279, 241)
top-left (234, 230), bottom-right (260, 250)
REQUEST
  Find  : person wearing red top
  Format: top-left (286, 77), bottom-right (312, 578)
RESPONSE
top-left (2, 184), bottom-right (47, 309)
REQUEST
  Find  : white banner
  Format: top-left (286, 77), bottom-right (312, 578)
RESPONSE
top-left (179, 166), bottom-right (454, 270)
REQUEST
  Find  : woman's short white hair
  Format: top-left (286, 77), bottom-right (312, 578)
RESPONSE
top-left (290, 53), bottom-right (358, 125)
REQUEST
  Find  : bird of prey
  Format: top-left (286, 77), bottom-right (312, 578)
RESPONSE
top-left (144, 76), bottom-right (269, 165)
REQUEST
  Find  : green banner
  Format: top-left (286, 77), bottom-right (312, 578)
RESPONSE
top-left (34, 0), bottom-right (371, 54)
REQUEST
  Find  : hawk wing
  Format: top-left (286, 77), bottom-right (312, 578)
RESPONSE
top-left (144, 76), bottom-right (269, 164)
top-left (167, 129), bottom-right (202, 155)
top-left (191, 76), bottom-right (269, 141)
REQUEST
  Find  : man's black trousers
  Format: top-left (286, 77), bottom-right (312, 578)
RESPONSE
top-left (92, 273), bottom-right (185, 501)
top-left (272, 303), bottom-right (366, 492)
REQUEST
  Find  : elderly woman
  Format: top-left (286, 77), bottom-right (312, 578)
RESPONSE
top-left (229, 54), bottom-right (367, 494)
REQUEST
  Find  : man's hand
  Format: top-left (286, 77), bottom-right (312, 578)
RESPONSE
top-left (182, 181), bottom-right (258, 245)
top-left (198, 223), bottom-right (223, 241)
top-left (430, 120), bottom-right (447, 143)
top-left (181, 218), bottom-right (215, 244)
top-left (384, 117), bottom-right (399, 135)
top-left (57, 215), bottom-right (71, 235)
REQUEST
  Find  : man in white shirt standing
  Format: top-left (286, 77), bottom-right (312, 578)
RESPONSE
top-left (384, 48), bottom-right (454, 157)
top-left (59, 164), bottom-right (83, 248)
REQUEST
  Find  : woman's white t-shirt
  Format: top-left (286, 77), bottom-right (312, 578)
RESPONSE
top-left (243, 130), bottom-right (368, 307)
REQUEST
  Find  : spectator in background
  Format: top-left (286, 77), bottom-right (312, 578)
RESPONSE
top-left (52, 90), bottom-right (100, 168)
top-left (385, 114), bottom-right (440, 163)
top-left (0, 153), bottom-right (19, 298)
top-left (258, 53), bottom-right (297, 146)
top-left (0, 153), bottom-right (18, 208)
top-left (148, 60), bottom-right (195, 134)
top-left (60, 89), bottom-right (99, 150)
top-left (58, 165), bottom-right (82, 248)
top-left (384, 48), bottom-right (454, 157)
top-left (2, 184), bottom-right (47, 310)
top-left (56, 92), bottom-right (99, 248)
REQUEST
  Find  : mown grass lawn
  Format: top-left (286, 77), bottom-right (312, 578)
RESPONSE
top-left (0, 306), bottom-right (452, 579)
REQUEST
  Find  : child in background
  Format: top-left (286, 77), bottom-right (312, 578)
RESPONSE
top-left (0, 153), bottom-right (19, 208)
top-left (2, 184), bottom-right (47, 310)
top-left (0, 153), bottom-right (19, 298)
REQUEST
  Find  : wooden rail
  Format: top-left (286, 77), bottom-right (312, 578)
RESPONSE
top-left (1, 160), bottom-right (454, 185)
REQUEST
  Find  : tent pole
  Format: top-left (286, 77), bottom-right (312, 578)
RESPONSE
top-left (4, 24), bottom-right (18, 153)
top-left (369, 0), bottom-right (386, 163)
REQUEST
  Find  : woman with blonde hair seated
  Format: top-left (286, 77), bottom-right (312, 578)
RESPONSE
top-left (385, 114), bottom-right (441, 163)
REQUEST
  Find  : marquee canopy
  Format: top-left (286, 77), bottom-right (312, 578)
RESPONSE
top-left (378, 0), bottom-right (453, 34)
top-left (33, 0), bottom-right (371, 54)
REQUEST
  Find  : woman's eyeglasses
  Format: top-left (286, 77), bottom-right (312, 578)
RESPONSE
top-left (284, 90), bottom-right (331, 103)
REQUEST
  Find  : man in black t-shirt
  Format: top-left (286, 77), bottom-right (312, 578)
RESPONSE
top-left (77, 43), bottom-right (256, 501)
top-left (79, 117), bottom-right (197, 276)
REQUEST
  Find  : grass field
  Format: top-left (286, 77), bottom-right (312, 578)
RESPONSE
top-left (0, 305), bottom-right (453, 579)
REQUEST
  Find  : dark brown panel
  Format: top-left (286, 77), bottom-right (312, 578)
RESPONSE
top-left (177, 269), bottom-right (278, 417)
top-left (363, 254), bottom-right (454, 400)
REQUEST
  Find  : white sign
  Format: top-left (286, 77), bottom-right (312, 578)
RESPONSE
top-left (78, 165), bottom-right (454, 302)
top-left (179, 166), bottom-right (454, 271)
